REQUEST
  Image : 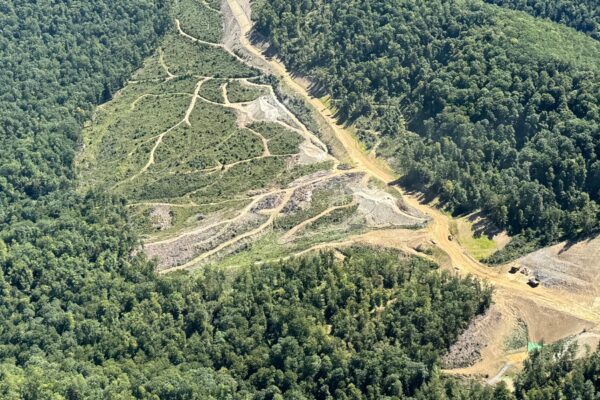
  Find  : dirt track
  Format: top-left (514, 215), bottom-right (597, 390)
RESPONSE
top-left (123, 10), bottom-right (423, 273)
top-left (224, 0), bottom-right (600, 323)
top-left (224, 0), bottom-right (600, 378)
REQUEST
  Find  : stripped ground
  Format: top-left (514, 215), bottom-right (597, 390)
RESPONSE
top-left (140, 20), bottom-right (424, 269)
top-left (78, 2), bottom-right (425, 273)
top-left (224, 0), bottom-right (600, 380)
top-left (442, 304), bottom-right (508, 370)
top-left (514, 235), bottom-right (600, 296)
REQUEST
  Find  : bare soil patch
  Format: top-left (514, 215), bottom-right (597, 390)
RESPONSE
top-left (354, 188), bottom-right (425, 228)
top-left (149, 205), bottom-right (173, 231)
top-left (442, 307), bottom-right (504, 369)
top-left (516, 235), bottom-right (600, 295)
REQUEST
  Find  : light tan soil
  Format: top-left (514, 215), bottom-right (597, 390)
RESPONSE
top-left (442, 306), bottom-right (504, 369)
top-left (517, 235), bottom-right (600, 295)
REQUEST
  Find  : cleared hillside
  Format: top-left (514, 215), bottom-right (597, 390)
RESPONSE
top-left (77, 0), bottom-right (426, 271)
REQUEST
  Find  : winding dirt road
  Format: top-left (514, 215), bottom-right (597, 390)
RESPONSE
top-left (225, 0), bottom-right (600, 329)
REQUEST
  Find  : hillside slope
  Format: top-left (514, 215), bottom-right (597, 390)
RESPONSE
top-left (254, 0), bottom-right (600, 259)
top-left (77, 0), bottom-right (426, 271)
top-left (485, 0), bottom-right (599, 39)
top-left (2, 0), bottom-right (600, 397)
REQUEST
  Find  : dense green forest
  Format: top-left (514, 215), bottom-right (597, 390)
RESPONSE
top-left (485, 0), bottom-right (599, 39)
top-left (0, 0), bottom-right (490, 396)
top-left (3, 0), bottom-right (600, 397)
top-left (255, 0), bottom-right (600, 257)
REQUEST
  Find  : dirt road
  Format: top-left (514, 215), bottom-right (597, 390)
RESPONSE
top-left (225, 0), bottom-right (600, 326)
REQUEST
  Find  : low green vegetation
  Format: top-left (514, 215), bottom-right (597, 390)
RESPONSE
top-left (355, 129), bottom-right (379, 152)
top-left (227, 80), bottom-right (268, 103)
top-left (485, 232), bottom-right (542, 264)
top-left (256, 0), bottom-right (600, 259)
top-left (505, 320), bottom-right (529, 351)
top-left (174, 0), bottom-right (223, 43)
top-left (249, 121), bottom-right (303, 155)
top-left (132, 52), bottom-right (172, 81)
top-left (75, 0), bottom-right (346, 266)
top-left (203, 0), bottom-right (221, 12)
top-left (152, 103), bottom-right (263, 167)
top-left (161, 34), bottom-right (255, 78)
top-left (450, 219), bottom-right (499, 261)
top-left (312, 203), bottom-right (359, 229)
top-left (493, 6), bottom-right (600, 69)
top-left (215, 233), bottom-right (289, 266)
top-left (79, 3), bottom-right (317, 215)
top-left (130, 200), bottom-right (249, 239)
top-left (198, 78), bottom-right (225, 103)
top-left (125, 157), bottom-right (282, 202)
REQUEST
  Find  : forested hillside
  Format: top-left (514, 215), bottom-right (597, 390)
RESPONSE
top-left (485, 0), bottom-right (599, 39)
top-left (3, 0), bottom-right (600, 397)
top-left (0, 0), bottom-right (490, 396)
top-left (255, 0), bottom-right (600, 257)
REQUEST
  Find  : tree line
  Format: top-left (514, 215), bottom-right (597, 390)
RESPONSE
top-left (1, 0), bottom-right (600, 397)
top-left (255, 0), bottom-right (600, 259)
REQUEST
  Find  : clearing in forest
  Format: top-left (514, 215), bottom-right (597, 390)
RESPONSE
top-left (77, 0), bottom-right (600, 383)
top-left (76, 0), bottom-right (426, 272)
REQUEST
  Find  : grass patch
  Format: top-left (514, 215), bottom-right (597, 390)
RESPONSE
top-left (161, 34), bottom-right (256, 78)
top-left (450, 218), bottom-right (499, 261)
top-left (227, 80), bottom-right (268, 103)
top-left (290, 224), bottom-right (365, 252)
top-left (174, 0), bottom-right (223, 43)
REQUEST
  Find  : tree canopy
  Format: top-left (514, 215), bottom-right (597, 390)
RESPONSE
top-left (255, 0), bottom-right (600, 258)
top-left (3, 0), bottom-right (600, 397)
top-left (485, 0), bottom-right (599, 39)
